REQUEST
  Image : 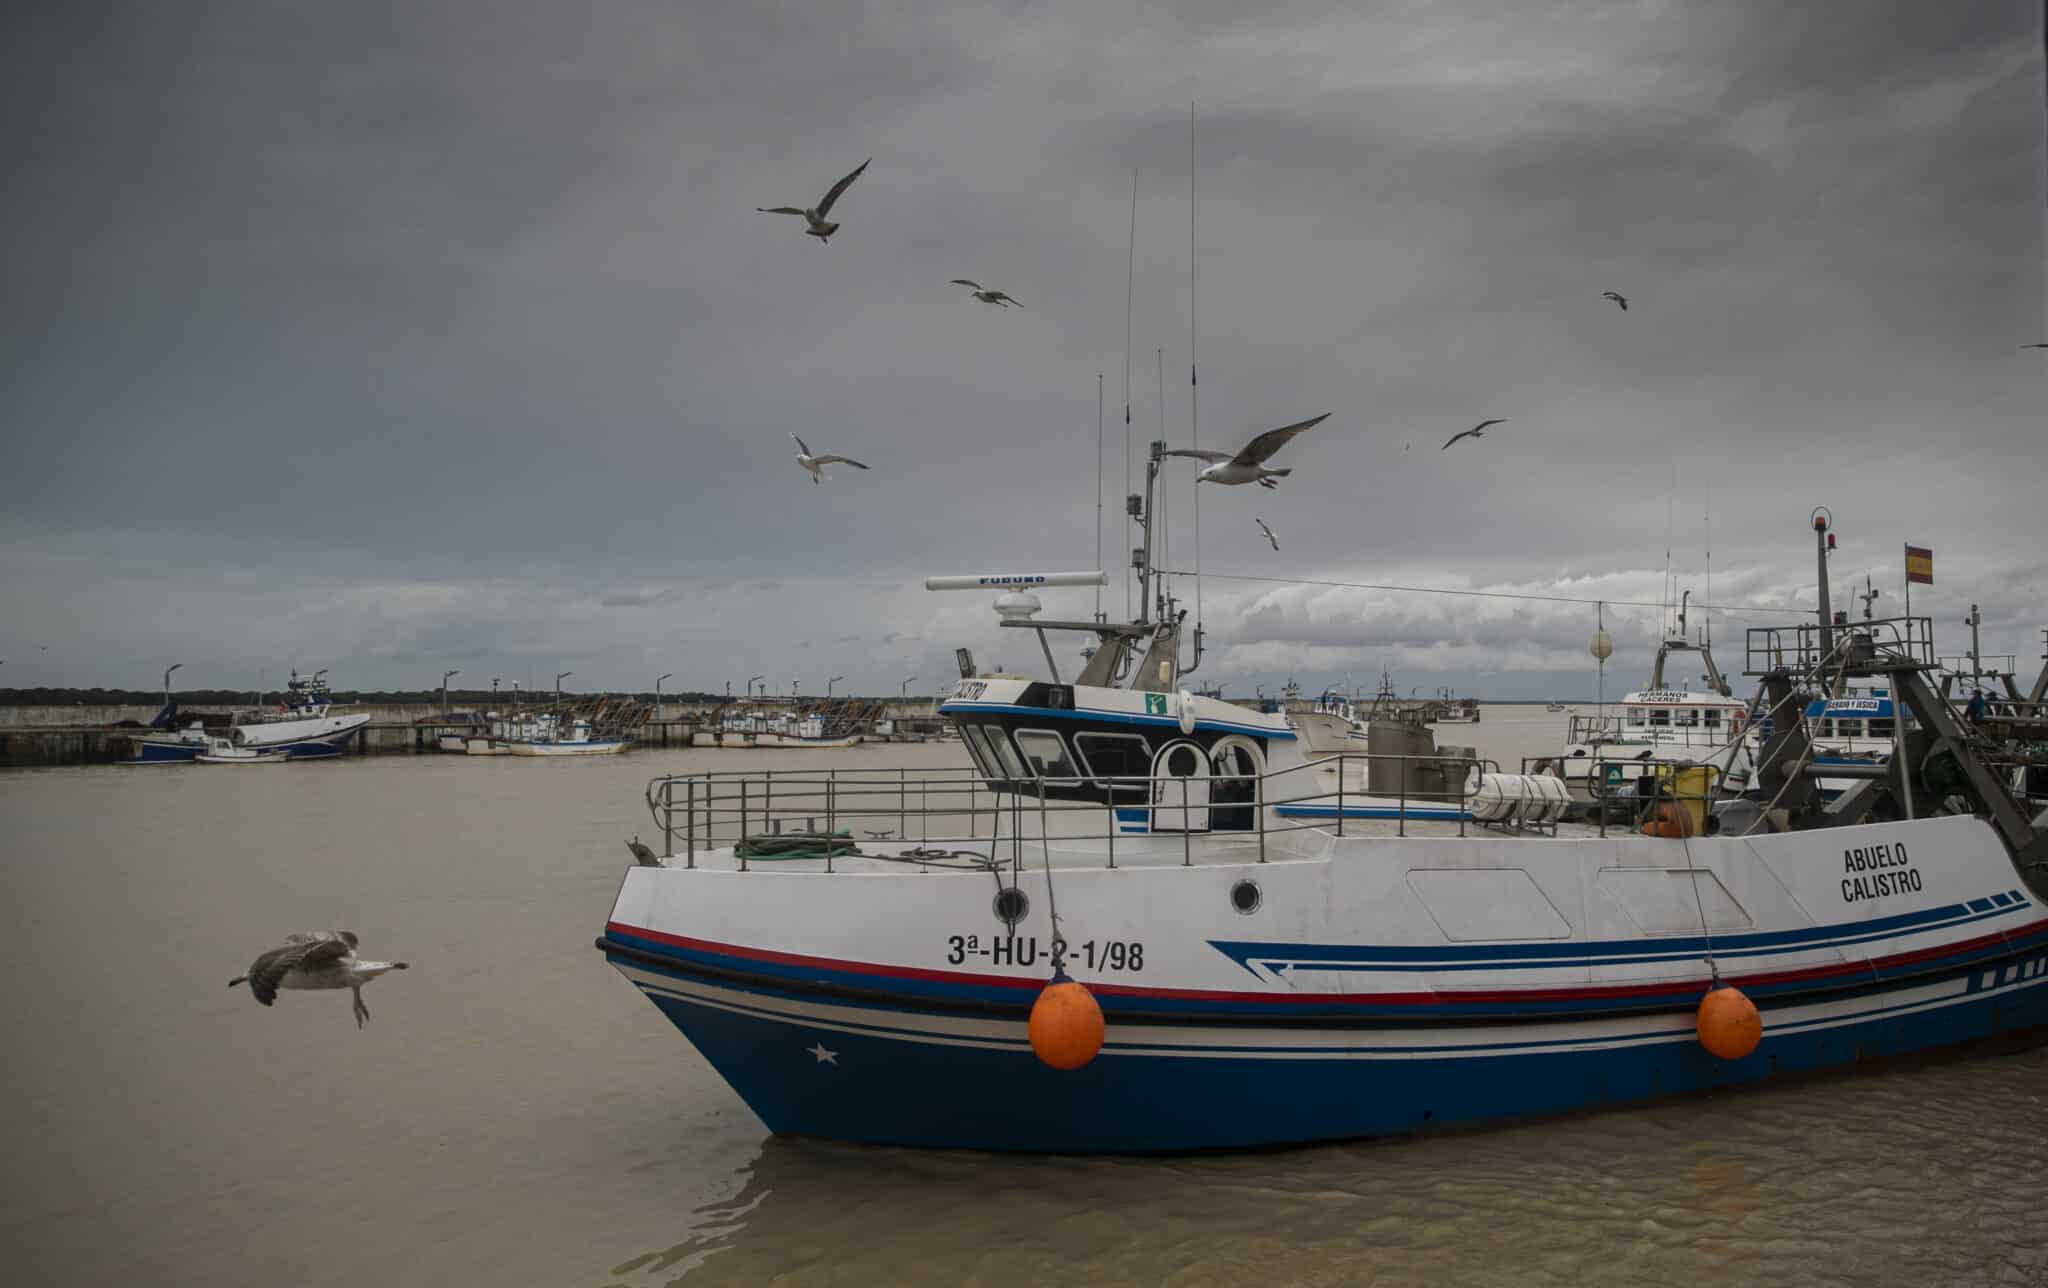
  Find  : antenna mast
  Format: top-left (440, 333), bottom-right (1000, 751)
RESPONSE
top-left (1123, 169), bottom-right (1137, 622)
top-left (1095, 372), bottom-right (1104, 621)
top-left (1187, 100), bottom-right (1204, 675)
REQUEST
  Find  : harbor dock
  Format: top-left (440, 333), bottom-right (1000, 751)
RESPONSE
top-left (0, 701), bottom-right (949, 767)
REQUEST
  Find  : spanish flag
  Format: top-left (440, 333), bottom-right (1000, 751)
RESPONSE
top-left (1905, 545), bottom-right (1934, 585)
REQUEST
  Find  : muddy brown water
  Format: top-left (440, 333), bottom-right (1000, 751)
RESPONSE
top-left (3, 707), bottom-right (2043, 1286)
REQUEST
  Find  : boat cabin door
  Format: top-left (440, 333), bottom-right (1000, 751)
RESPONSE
top-left (1151, 739), bottom-right (1211, 832)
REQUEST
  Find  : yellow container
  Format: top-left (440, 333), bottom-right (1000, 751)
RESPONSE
top-left (1653, 764), bottom-right (1719, 836)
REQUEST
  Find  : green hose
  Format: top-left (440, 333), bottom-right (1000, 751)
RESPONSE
top-left (736, 832), bottom-right (863, 860)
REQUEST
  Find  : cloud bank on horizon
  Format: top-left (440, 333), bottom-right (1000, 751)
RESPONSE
top-left (2, 1), bottom-right (2043, 697)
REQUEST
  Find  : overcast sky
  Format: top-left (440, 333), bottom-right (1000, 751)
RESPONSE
top-left (3, 1), bottom-right (2043, 700)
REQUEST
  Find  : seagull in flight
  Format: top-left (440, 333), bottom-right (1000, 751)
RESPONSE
top-left (1603, 291), bottom-right (1629, 311)
top-left (1255, 518), bottom-right (1279, 551)
top-left (227, 931), bottom-right (408, 1029)
top-left (756, 159), bottom-right (870, 243)
top-left (1163, 413), bottom-right (1330, 489)
top-left (791, 433), bottom-right (869, 484)
top-left (1441, 419), bottom-right (1505, 451)
top-left (949, 279), bottom-right (1021, 307)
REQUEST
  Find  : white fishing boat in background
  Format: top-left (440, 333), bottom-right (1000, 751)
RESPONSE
top-left (225, 671), bottom-right (371, 758)
top-left (1552, 631), bottom-right (1750, 796)
top-left (495, 713), bottom-right (632, 756)
top-left (122, 669), bottom-right (367, 763)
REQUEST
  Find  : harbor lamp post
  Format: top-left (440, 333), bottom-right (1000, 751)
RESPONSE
top-left (555, 671), bottom-right (573, 715)
top-left (656, 673), bottom-right (672, 722)
top-left (828, 675), bottom-right (844, 699)
top-left (747, 675), bottom-right (764, 700)
top-left (163, 663), bottom-right (182, 708)
top-left (441, 669), bottom-right (460, 716)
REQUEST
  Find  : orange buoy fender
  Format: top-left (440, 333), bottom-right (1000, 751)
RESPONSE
top-left (1029, 968), bottom-right (1105, 1071)
top-left (1641, 802), bottom-right (1695, 839)
top-left (1696, 985), bottom-right (1762, 1060)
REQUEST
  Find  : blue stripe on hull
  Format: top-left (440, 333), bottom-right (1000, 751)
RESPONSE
top-left (630, 965), bottom-right (2048, 1152)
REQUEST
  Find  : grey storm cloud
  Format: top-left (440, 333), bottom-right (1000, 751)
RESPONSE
top-left (2, 0), bottom-right (2043, 698)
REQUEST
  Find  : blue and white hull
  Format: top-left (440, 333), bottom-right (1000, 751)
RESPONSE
top-left (603, 923), bottom-right (2048, 1152)
top-left (601, 808), bottom-right (2048, 1152)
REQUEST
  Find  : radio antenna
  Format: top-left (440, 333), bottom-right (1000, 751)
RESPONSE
top-left (1095, 372), bottom-right (1105, 621)
top-left (1124, 168), bottom-right (1137, 622)
top-left (1188, 101), bottom-right (1204, 670)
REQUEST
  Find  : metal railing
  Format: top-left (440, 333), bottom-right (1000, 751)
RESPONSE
top-left (642, 751), bottom-right (1515, 869)
top-left (1745, 616), bottom-right (1935, 676)
top-left (1526, 751), bottom-right (1731, 838)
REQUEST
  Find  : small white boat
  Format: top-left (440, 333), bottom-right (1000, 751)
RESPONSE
top-left (196, 738), bottom-right (290, 765)
top-left (492, 714), bottom-right (632, 756)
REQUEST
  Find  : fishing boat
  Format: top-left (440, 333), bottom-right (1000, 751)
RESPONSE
top-left (597, 464), bottom-right (2048, 1151)
top-left (123, 715), bottom-right (211, 764)
top-left (1551, 630), bottom-right (1751, 797)
top-left (122, 670), bottom-right (367, 762)
top-left (220, 671), bottom-right (370, 759)
top-left (482, 712), bottom-right (632, 756)
top-left (1546, 701), bottom-right (1569, 713)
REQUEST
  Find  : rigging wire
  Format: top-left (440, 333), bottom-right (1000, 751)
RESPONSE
top-left (1148, 568), bottom-right (1814, 616)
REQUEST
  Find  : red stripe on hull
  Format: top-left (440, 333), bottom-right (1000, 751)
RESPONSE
top-left (605, 917), bottom-right (2048, 1009)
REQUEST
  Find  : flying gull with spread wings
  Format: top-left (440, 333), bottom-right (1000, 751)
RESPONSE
top-left (1602, 291), bottom-right (1629, 311)
top-left (227, 931), bottom-right (409, 1029)
top-left (756, 159), bottom-right (870, 243)
top-left (791, 433), bottom-right (869, 484)
top-left (1441, 419), bottom-right (1505, 451)
top-left (1255, 518), bottom-right (1279, 551)
top-left (1163, 413), bottom-right (1331, 489)
top-left (949, 279), bottom-right (1020, 307)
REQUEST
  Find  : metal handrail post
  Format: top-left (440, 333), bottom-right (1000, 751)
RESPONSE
top-left (826, 772), bottom-right (835, 873)
top-left (1182, 776), bottom-right (1193, 866)
top-left (1337, 756), bottom-right (1346, 837)
top-left (1398, 756), bottom-right (1407, 837)
top-left (1256, 767), bottom-right (1267, 862)
top-left (1107, 778), bottom-right (1117, 869)
top-left (685, 779), bottom-right (695, 867)
top-left (739, 780), bottom-right (750, 871)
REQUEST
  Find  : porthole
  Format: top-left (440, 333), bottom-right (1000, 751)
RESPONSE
top-left (993, 886), bottom-right (1030, 926)
top-left (1230, 879), bottom-right (1262, 915)
top-left (1166, 745), bottom-right (1201, 777)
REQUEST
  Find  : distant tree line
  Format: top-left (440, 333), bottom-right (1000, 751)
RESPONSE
top-left (0, 687), bottom-right (735, 707)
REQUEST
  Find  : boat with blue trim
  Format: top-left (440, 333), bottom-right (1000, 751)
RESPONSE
top-left (123, 670), bottom-right (368, 762)
top-left (595, 483), bottom-right (2048, 1152)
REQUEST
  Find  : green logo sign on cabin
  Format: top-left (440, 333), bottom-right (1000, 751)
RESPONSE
top-left (1145, 693), bottom-right (1168, 716)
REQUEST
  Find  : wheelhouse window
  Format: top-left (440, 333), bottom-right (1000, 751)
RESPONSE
top-left (1647, 708), bottom-right (1671, 728)
top-left (1703, 709), bottom-right (1722, 728)
top-left (1627, 708), bottom-right (1648, 727)
top-left (1675, 708), bottom-right (1700, 728)
top-left (1075, 731), bottom-right (1151, 796)
top-left (1014, 729), bottom-right (1080, 782)
top-left (1835, 720), bottom-right (1863, 739)
top-left (960, 724), bottom-right (1001, 777)
top-left (1868, 718), bottom-right (1895, 737)
top-left (982, 726), bottom-right (1030, 780)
